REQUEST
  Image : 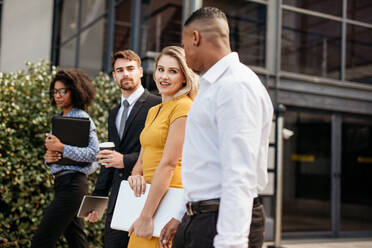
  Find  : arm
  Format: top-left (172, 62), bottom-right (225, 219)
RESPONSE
top-left (213, 84), bottom-right (263, 247)
top-left (128, 117), bottom-right (187, 239)
top-left (131, 148), bottom-right (144, 176)
top-left (128, 148), bottom-right (146, 197)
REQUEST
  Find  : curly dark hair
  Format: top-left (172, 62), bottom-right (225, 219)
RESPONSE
top-left (49, 69), bottom-right (96, 111)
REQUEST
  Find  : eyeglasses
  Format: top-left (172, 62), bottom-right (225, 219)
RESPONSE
top-left (50, 88), bottom-right (70, 97)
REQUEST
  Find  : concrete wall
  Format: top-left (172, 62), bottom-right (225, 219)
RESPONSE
top-left (0, 0), bottom-right (53, 72)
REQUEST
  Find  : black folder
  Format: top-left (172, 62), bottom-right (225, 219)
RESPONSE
top-left (51, 116), bottom-right (90, 166)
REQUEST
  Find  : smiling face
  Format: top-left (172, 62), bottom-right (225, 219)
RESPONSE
top-left (112, 58), bottom-right (143, 96)
top-left (154, 55), bottom-right (186, 101)
top-left (53, 80), bottom-right (73, 111)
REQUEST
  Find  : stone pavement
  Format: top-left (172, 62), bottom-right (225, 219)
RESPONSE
top-left (263, 238), bottom-right (372, 248)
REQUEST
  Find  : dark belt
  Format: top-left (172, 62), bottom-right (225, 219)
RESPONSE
top-left (186, 197), bottom-right (261, 216)
top-left (53, 170), bottom-right (80, 178)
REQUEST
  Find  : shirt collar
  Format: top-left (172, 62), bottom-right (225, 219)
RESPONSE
top-left (62, 108), bottom-right (79, 116)
top-left (121, 85), bottom-right (144, 106)
top-left (201, 52), bottom-right (239, 85)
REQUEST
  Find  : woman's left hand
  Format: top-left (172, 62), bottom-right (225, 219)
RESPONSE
top-left (128, 215), bottom-right (154, 240)
top-left (45, 133), bottom-right (64, 153)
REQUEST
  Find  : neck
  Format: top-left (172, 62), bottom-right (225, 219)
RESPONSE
top-left (202, 47), bottom-right (231, 73)
top-left (162, 95), bottom-right (173, 103)
top-left (62, 106), bottom-right (73, 116)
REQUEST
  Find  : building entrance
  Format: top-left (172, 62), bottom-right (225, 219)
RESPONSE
top-left (281, 110), bottom-right (372, 237)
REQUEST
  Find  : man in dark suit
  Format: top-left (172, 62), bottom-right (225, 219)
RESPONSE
top-left (85, 50), bottom-right (160, 248)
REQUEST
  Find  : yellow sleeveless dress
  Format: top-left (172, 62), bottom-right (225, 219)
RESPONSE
top-left (128, 95), bottom-right (192, 248)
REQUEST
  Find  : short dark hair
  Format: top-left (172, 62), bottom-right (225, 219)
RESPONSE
top-left (111, 50), bottom-right (141, 70)
top-left (184, 7), bottom-right (227, 26)
top-left (49, 69), bottom-right (96, 111)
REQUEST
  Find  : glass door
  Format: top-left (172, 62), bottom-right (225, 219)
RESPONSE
top-left (282, 110), bottom-right (332, 232)
top-left (341, 117), bottom-right (372, 231)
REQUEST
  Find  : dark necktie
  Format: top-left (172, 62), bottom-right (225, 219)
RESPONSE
top-left (119, 100), bottom-right (130, 139)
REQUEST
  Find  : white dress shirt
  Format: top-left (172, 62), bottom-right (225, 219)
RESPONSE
top-left (115, 85), bottom-right (144, 133)
top-left (181, 52), bottom-right (273, 248)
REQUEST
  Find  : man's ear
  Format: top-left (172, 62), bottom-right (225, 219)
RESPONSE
top-left (192, 30), bottom-right (201, 46)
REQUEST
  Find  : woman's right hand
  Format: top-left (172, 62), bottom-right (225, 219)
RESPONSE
top-left (128, 175), bottom-right (146, 197)
top-left (45, 150), bottom-right (61, 163)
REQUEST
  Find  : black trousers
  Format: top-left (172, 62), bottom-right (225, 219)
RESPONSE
top-left (103, 210), bottom-right (129, 248)
top-left (173, 203), bottom-right (265, 248)
top-left (31, 172), bottom-right (88, 248)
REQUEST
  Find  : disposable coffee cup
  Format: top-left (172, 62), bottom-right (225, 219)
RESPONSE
top-left (99, 142), bottom-right (115, 151)
top-left (98, 142), bottom-right (115, 165)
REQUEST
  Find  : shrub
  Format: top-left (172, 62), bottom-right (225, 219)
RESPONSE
top-left (0, 61), bottom-right (120, 247)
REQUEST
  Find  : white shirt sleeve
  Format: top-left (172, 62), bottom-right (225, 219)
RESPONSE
top-left (213, 81), bottom-right (264, 248)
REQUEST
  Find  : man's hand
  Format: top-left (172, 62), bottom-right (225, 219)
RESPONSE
top-left (96, 150), bottom-right (124, 168)
top-left (85, 210), bottom-right (99, 223)
top-left (128, 175), bottom-right (146, 197)
top-left (159, 218), bottom-right (180, 248)
top-left (128, 216), bottom-right (153, 239)
top-left (45, 150), bottom-right (61, 163)
top-left (45, 133), bottom-right (64, 152)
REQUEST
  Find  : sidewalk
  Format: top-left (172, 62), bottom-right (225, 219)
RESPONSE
top-left (263, 238), bottom-right (372, 248)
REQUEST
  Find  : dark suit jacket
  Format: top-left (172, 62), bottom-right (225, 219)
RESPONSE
top-left (92, 89), bottom-right (161, 214)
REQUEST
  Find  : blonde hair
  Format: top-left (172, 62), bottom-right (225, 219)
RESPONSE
top-left (154, 46), bottom-right (199, 100)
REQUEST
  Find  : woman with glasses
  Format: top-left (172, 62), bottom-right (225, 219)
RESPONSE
top-left (31, 69), bottom-right (99, 248)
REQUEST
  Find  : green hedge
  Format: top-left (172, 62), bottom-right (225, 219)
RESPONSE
top-left (0, 61), bottom-right (120, 247)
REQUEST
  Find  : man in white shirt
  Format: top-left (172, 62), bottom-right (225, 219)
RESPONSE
top-left (159, 7), bottom-right (273, 248)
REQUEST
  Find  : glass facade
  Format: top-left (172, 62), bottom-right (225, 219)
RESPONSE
top-left (283, 110), bottom-right (331, 232)
top-left (57, 0), bottom-right (106, 75)
top-left (283, 0), bottom-right (342, 16)
top-left (140, 0), bottom-right (183, 92)
top-left (347, 0), bottom-right (372, 24)
top-left (281, 10), bottom-right (341, 79)
top-left (345, 24), bottom-right (372, 84)
top-left (203, 0), bottom-right (267, 67)
top-left (341, 117), bottom-right (372, 231)
top-left (0, 0), bottom-right (4, 56)
top-left (281, 0), bottom-right (372, 85)
top-left (114, 1), bottom-right (131, 53)
top-left (140, 0), bottom-right (183, 55)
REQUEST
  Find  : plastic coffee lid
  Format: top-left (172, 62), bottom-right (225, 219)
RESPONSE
top-left (99, 142), bottom-right (115, 148)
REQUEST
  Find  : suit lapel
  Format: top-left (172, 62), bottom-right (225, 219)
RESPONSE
top-left (110, 104), bottom-right (121, 147)
top-left (120, 90), bottom-right (149, 144)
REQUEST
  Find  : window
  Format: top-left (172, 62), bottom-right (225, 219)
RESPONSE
top-left (56, 0), bottom-right (106, 75)
top-left (281, 10), bottom-right (341, 79)
top-left (0, 0), bottom-right (3, 57)
top-left (345, 24), bottom-right (372, 84)
top-left (203, 0), bottom-right (267, 68)
top-left (283, 110), bottom-right (332, 232)
top-left (139, 0), bottom-right (183, 92)
top-left (341, 116), bottom-right (372, 231)
top-left (140, 0), bottom-right (183, 55)
top-left (283, 0), bottom-right (342, 17)
top-left (347, 0), bottom-right (372, 24)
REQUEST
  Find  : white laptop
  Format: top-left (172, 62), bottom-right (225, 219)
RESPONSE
top-left (77, 195), bottom-right (109, 219)
top-left (111, 180), bottom-right (185, 237)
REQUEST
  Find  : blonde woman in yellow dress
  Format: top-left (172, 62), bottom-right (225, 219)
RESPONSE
top-left (127, 46), bottom-right (198, 248)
